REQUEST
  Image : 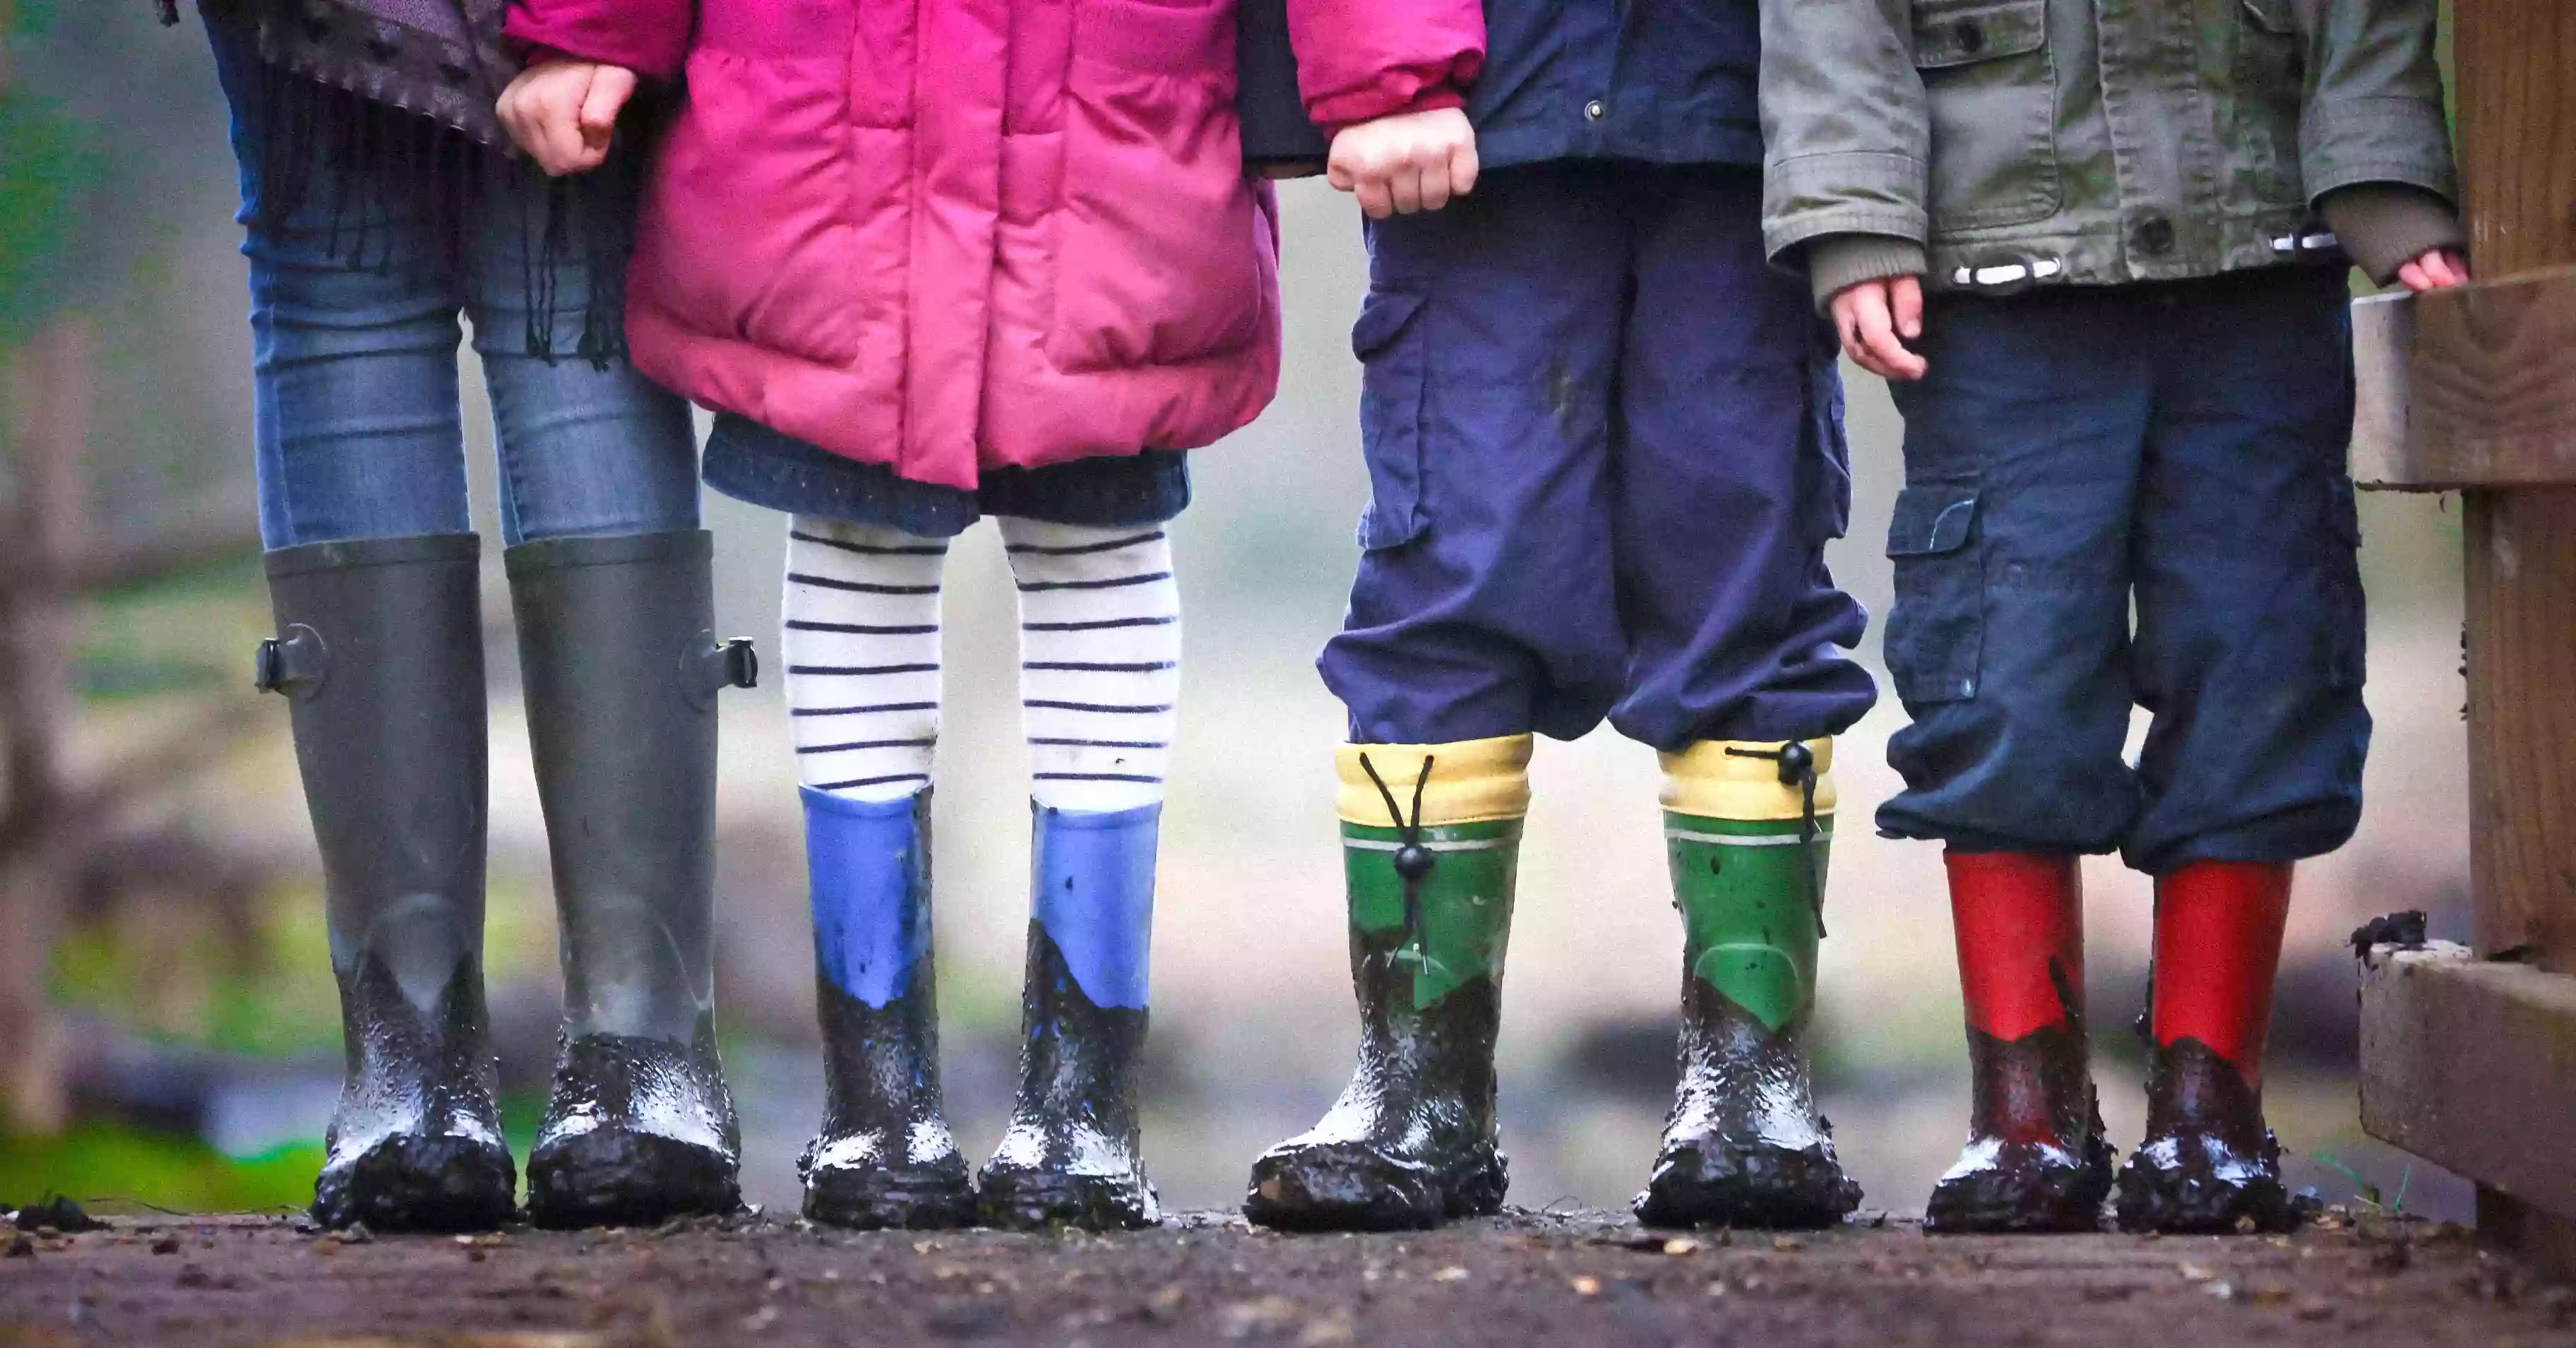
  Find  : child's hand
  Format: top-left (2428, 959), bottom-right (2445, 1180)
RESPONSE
top-left (1327, 108), bottom-right (1479, 219)
top-left (2396, 247), bottom-right (2471, 292)
top-left (497, 60), bottom-right (638, 177)
top-left (1828, 275), bottom-right (1929, 381)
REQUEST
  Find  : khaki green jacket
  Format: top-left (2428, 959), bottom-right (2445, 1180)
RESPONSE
top-left (1758, 0), bottom-right (2459, 292)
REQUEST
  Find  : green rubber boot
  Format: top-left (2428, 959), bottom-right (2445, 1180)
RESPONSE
top-left (1635, 740), bottom-right (1861, 1229)
top-left (1244, 738), bottom-right (1527, 1231)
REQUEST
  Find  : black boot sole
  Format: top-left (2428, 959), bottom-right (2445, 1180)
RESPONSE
top-left (526, 1128), bottom-right (741, 1229)
top-left (1924, 1141), bottom-right (2116, 1234)
top-left (804, 1163), bottom-right (978, 1231)
top-left (2113, 1159), bottom-right (2291, 1234)
top-left (1635, 1141), bottom-right (1861, 1231)
top-left (314, 1131), bottom-right (515, 1233)
top-left (1243, 1142), bottom-right (1506, 1232)
top-left (977, 1168), bottom-right (1159, 1232)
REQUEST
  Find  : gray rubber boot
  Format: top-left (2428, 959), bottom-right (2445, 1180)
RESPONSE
top-left (507, 530), bottom-right (758, 1229)
top-left (258, 535), bottom-right (515, 1233)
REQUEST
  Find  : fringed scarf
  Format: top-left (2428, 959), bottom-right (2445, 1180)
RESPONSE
top-left (165, 0), bottom-right (637, 366)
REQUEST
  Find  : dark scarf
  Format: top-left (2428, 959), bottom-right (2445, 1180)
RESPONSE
top-left (165, 0), bottom-right (636, 365)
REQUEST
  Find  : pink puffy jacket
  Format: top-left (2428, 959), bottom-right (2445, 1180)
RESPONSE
top-left (506, 0), bottom-right (1282, 490)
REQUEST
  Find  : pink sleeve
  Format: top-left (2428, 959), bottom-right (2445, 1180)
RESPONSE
top-left (1287, 0), bottom-right (1485, 134)
top-left (503, 0), bottom-right (696, 82)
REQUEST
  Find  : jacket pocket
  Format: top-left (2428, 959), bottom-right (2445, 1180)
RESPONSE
top-left (1885, 483), bottom-right (1984, 704)
top-left (2235, 0), bottom-right (2306, 206)
top-left (1912, 0), bottom-right (2060, 232)
top-left (1354, 289), bottom-right (1430, 550)
top-left (643, 47), bottom-right (865, 368)
top-left (1049, 0), bottom-right (1269, 374)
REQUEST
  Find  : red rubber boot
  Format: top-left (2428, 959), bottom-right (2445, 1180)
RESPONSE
top-left (2115, 861), bottom-right (2295, 1234)
top-left (1924, 852), bottom-right (2113, 1232)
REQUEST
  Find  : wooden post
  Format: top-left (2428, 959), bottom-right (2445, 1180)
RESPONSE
top-left (0, 320), bottom-right (93, 1133)
top-left (2453, 0), bottom-right (2576, 1272)
top-left (2356, 0), bottom-right (2576, 1282)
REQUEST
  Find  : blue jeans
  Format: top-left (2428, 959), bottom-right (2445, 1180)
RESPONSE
top-left (1878, 266), bottom-right (2369, 873)
top-left (205, 13), bottom-right (698, 551)
top-left (1317, 163), bottom-right (1874, 751)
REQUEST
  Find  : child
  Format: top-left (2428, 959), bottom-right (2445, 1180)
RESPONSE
top-left (1760, 0), bottom-right (2467, 1233)
top-left (1242, 0), bottom-right (1878, 1231)
top-left (185, 0), bottom-right (747, 1230)
top-left (500, 0), bottom-right (1281, 1230)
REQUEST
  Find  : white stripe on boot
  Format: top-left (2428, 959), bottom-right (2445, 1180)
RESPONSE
top-left (783, 516), bottom-right (948, 803)
top-left (998, 518), bottom-right (1180, 813)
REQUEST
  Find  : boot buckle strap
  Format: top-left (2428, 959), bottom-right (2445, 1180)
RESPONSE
top-left (682, 633), bottom-right (760, 706)
top-left (252, 624), bottom-right (328, 698)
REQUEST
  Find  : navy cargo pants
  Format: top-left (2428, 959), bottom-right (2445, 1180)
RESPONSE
top-left (1318, 162), bottom-right (1876, 751)
top-left (1878, 266), bottom-right (2370, 874)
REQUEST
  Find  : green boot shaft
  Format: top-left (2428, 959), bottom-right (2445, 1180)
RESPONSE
top-left (1664, 813), bottom-right (1829, 1034)
top-left (1343, 818), bottom-right (1520, 1010)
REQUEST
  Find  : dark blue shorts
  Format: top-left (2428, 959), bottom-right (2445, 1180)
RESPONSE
top-left (1878, 266), bottom-right (2370, 873)
top-left (1317, 162), bottom-right (1876, 751)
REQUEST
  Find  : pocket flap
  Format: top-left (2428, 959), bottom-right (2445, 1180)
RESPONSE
top-left (1351, 289), bottom-right (1427, 361)
top-left (1913, 0), bottom-right (2048, 68)
top-left (2241, 0), bottom-right (2297, 35)
top-left (1888, 484), bottom-right (1981, 557)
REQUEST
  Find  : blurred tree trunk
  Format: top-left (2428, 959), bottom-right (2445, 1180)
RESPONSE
top-left (0, 317), bottom-right (90, 1133)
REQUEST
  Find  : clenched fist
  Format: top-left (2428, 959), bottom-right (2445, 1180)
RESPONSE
top-left (1327, 108), bottom-right (1479, 220)
top-left (496, 60), bottom-right (637, 177)
top-left (1827, 275), bottom-right (1929, 382)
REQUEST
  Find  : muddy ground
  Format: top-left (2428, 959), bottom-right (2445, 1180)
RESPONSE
top-left (1, 1208), bottom-right (2570, 1348)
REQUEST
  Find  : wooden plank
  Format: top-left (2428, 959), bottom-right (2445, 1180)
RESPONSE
top-left (2348, 292), bottom-right (2421, 491)
top-left (2464, 488), bottom-right (2576, 967)
top-left (2359, 943), bottom-right (2576, 1219)
top-left (2374, 270), bottom-right (2576, 488)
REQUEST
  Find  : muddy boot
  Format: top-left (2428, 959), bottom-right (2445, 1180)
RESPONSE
top-left (801, 788), bottom-right (976, 1229)
top-left (2116, 861), bottom-right (2294, 1234)
top-left (979, 803), bottom-right (1164, 1231)
top-left (509, 531), bottom-right (758, 1229)
top-left (1636, 740), bottom-right (1860, 1229)
top-left (261, 536), bottom-right (516, 1233)
top-left (1245, 737), bottom-right (1527, 1231)
top-left (1925, 852), bottom-right (2114, 1234)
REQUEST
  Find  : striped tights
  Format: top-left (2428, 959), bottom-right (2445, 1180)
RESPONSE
top-left (782, 515), bottom-right (1180, 813)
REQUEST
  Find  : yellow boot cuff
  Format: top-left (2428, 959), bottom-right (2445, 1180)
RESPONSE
top-left (1337, 735), bottom-right (1534, 828)
top-left (1658, 739), bottom-right (1838, 821)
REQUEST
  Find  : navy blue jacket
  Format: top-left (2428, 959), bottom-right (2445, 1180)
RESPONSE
top-left (1289, 0), bottom-right (1762, 169)
top-left (1472, 0), bottom-right (1763, 168)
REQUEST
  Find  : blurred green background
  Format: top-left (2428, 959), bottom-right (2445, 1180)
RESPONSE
top-left (0, 1), bottom-right (2476, 1223)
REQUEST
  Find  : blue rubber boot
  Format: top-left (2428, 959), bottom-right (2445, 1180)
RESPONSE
top-left (979, 802), bottom-right (1163, 1230)
top-left (798, 787), bottom-right (975, 1229)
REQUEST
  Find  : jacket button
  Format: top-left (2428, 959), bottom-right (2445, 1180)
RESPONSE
top-left (1584, 99), bottom-right (1606, 121)
top-left (2133, 214), bottom-right (2176, 256)
top-left (1955, 19), bottom-right (1984, 53)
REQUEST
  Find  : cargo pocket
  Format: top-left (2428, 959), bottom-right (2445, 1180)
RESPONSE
top-left (1353, 289), bottom-right (1430, 549)
top-left (2324, 476), bottom-right (2367, 690)
top-left (1885, 484), bottom-right (1984, 704)
top-left (1913, 0), bottom-right (2060, 232)
top-left (2235, 0), bottom-right (2306, 208)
